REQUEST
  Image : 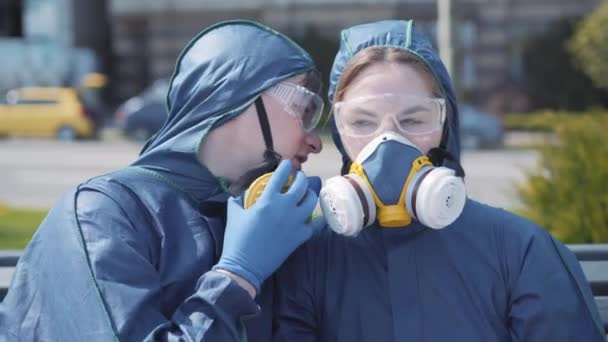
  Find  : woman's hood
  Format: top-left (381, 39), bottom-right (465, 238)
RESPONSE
top-left (328, 20), bottom-right (461, 173)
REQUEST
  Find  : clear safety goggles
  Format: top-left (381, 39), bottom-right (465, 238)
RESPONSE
top-left (333, 94), bottom-right (446, 138)
top-left (266, 82), bottom-right (325, 132)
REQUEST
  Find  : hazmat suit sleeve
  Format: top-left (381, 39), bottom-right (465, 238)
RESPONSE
top-left (505, 224), bottom-right (605, 341)
top-left (272, 243), bottom-right (318, 342)
top-left (76, 189), bottom-right (259, 341)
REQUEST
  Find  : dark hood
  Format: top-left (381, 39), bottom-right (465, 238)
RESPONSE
top-left (132, 20), bottom-right (316, 204)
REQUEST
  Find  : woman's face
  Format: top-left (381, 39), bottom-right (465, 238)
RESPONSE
top-left (338, 62), bottom-right (443, 159)
top-left (261, 74), bottom-right (323, 170)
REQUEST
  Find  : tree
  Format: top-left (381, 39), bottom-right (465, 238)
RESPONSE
top-left (569, 1), bottom-right (608, 90)
top-left (523, 18), bottom-right (608, 111)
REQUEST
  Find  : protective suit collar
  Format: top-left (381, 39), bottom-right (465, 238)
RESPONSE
top-left (132, 20), bottom-right (316, 204)
top-left (327, 20), bottom-right (461, 174)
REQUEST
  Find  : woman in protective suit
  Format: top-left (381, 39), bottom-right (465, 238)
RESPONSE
top-left (273, 19), bottom-right (604, 342)
top-left (0, 20), bottom-right (327, 341)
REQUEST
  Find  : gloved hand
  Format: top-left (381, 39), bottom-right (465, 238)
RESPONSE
top-left (213, 160), bottom-right (326, 292)
top-left (307, 175), bottom-right (322, 196)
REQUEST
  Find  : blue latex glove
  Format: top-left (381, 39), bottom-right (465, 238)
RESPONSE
top-left (307, 176), bottom-right (322, 196)
top-left (214, 160), bottom-right (326, 292)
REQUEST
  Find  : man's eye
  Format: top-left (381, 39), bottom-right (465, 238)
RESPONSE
top-left (305, 102), bottom-right (318, 115)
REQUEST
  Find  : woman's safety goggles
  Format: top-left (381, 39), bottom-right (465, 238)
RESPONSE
top-left (333, 94), bottom-right (446, 138)
top-left (266, 82), bottom-right (325, 132)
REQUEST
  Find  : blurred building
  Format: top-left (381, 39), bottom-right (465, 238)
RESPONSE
top-left (109, 0), bottom-right (601, 112)
top-left (0, 0), bottom-right (110, 92)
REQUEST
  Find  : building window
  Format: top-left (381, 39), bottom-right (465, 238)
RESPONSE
top-left (0, 0), bottom-right (23, 37)
top-left (459, 21), bottom-right (477, 89)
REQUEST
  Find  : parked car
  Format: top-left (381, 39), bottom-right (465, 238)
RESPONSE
top-left (0, 87), bottom-right (95, 141)
top-left (459, 104), bottom-right (504, 149)
top-left (114, 79), bottom-right (169, 141)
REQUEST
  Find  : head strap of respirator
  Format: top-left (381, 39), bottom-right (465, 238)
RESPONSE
top-left (228, 97), bottom-right (282, 195)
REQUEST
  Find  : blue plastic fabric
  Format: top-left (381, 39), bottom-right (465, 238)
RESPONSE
top-left (0, 20), bottom-right (316, 341)
top-left (273, 20), bottom-right (605, 342)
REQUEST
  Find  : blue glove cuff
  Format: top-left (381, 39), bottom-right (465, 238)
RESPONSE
top-left (213, 257), bottom-right (263, 292)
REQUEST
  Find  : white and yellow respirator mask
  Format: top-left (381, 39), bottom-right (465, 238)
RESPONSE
top-left (319, 131), bottom-right (466, 236)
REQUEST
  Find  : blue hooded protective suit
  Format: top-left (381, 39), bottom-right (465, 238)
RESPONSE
top-left (0, 20), bottom-right (316, 341)
top-left (273, 20), bottom-right (605, 342)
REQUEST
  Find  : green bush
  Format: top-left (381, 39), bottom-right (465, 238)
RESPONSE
top-left (516, 114), bottom-right (608, 243)
top-left (0, 203), bottom-right (47, 249)
top-left (504, 109), bottom-right (608, 131)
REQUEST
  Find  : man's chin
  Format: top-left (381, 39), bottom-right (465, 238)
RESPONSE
top-left (228, 161), bottom-right (279, 196)
top-left (291, 159), bottom-right (302, 170)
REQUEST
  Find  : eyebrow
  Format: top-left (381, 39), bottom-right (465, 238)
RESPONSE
top-left (351, 108), bottom-right (379, 118)
top-left (399, 105), bottom-right (428, 116)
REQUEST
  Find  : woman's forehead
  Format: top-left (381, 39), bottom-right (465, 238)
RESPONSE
top-left (343, 62), bottom-right (434, 101)
top-left (340, 96), bottom-right (434, 118)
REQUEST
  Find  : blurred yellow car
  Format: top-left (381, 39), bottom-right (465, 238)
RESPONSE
top-left (0, 87), bottom-right (95, 140)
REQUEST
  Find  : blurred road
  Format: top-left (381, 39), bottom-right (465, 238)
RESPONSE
top-left (0, 134), bottom-right (539, 210)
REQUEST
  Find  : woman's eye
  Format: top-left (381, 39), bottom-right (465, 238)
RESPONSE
top-left (352, 120), bottom-right (374, 127)
top-left (400, 118), bottom-right (423, 126)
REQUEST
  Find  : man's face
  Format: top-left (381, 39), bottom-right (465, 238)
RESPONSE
top-left (262, 75), bottom-right (323, 170)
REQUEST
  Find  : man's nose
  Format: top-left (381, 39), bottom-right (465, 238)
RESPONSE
top-left (305, 130), bottom-right (323, 154)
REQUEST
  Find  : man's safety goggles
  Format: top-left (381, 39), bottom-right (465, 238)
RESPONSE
top-left (266, 82), bottom-right (325, 132)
